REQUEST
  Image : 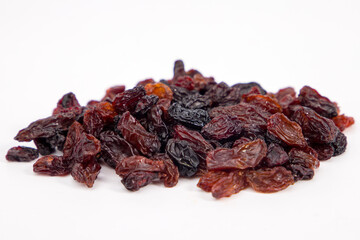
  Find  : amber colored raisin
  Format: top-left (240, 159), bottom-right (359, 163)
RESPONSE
top-left (267, 113), bottom-right (307, 148)
top-left (144, 82), bottom-right (173, 101)
top-left (206, 139), bottom-right (267, 170)
top-left (246, 166), bottom-right (294, 193)
top-left (6, 146), bottom-right (39, 162)
top-left (197, 170), bottom-right (248, 199)
top-left (332, 114), bottom-right (355, 132)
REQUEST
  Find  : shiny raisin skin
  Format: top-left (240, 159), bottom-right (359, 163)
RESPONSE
top-left (332, 131), bottom-right (347, 156)
top-left (267, 113), bottom-right (307, 148)
top-left (144, 82), bottom-right (173, 101)
top-left (134, 95), bottom-right (159, 116)
top-left (71, 160), bottom-right (101, 188)
top-left (112, 86), bottom-right (146, 113)
top-left (101, 85), bottom-right (125, 101)
top-left (298, 86), bottom-right (338, 118)
top-left (206, 139), bottom-right (267, 170)
top-left (53, 92), bottom-right (82, 116)
top-left (197, 170), bottom-right (248, 199)
top-left (117, 111), bottom-right (161, 156)
top-left (122, 171), bottom-right (161, 191)
top-left (232, 82), bottom-right (267, 96)
top-left (166, 139), bottom-right (200, 177)
top-left (291, 107), bottom-right (338, 144)
top-left (285, 148), bottom-right (319, 181)
top-left (246, 166), bottom-right (294, 193)
top-left (6, 146), bottom-right (39, 162)
top-left (201, 115), bottom-right (242, 141)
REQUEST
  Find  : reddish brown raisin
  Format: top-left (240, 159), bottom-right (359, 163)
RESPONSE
top-left (332, 114), bottom-right (355, 132)
top-left (33, 155), bottom-right (71, 176)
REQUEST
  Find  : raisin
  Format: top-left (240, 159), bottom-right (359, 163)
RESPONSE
top-left (168, 102), bottom-right (210, 129)
top-left (6, 146), bottom-right (39, 162)
top-left (112, 86), bottom-right (146, 113)
top-left (180, 93), bottom-right (212, 109)
top-left (246, 166), bottom-right (294, 193)
top-left (263, 143), bottom-right (289, 167)
top-left (99, 131), bottom-right (138, 168)
top-left (101, 85), bottom-right (125, 101)
top-left (115, 155), bottom-right (179, 190)
top-left (232, 82), bottom-right (267, 96)
top-left (136, 78), bottom-right (155, 87)
top-left (53, 92), bottom-right (82, 116)
top-left (122, 171), bottom-right (161, 191)
top-left (311, 144), bottom-right (334, 161)
top-left (232, 137), bottom-right (252, 148)
top-left (144, 82), bottom-right (173, 101)
top-left (332, 114), bottom-right (355, 132)
top-left (285, 148), bottom-right (319, 181)
top-left (172, 75), bottom-right (195, 90)
top-left (166, 139), bottom-right (200, 177)
top-left (71, 160), bottom-right (101, 187)
top-left (147, 105), bottom-right (169, 145)
top-left (332, 131), bottom-right (347, 156)
top-left (291, 107), bottom-right (338, 144)
top-left (206, 139), bottom-right (267, 170)
top-left (201, 115), bottom-right (242, 141)
top-left (117, 111), bottom-right (161, 156)
top-left (83, 102), bottom-right (117, 138)
top-left (267, 113), bottom-right (307, 148)
top-left (197, 170), bottom-right (248, 198)
top-left (33, 155), bottom-right (71, 176)
top-left (14, 112), bottom-right (76, 142)
top-left (298, 86), bottom-right (338, 118)
top-left (173, 60), bottom-right (186, 80)
top-left (243, 94), bottom-right (282, 115)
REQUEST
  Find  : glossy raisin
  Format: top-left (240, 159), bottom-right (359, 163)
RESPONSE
top-left (206, 139), bottom-right (267, 170)
top-left (263, 143), bottom-right (289, 167)
top-left (33, 155), bottom-right (71, 176)
top-left (134, 95), bottom-right (159, 116)
top-left (117, 111), bottom-right (161, 156)
top-left (331, 131), bottom-right (347, 156)
top-left (71, 160), bottom-right (101, 187)
top-left (112, 86), bottom-right (146, 113)
top-left (201, 115), bottom-right (242, 140)
top-left (53, 92), bottom-right (82, 116)
top-left (168, 102), bottom-right (210, 129)
top-left (267, 113), bottom-right (307, 148)
top-left (246, 166), bottom-right (294, 193)
top-left (145, 82), bottom-right (173, 101)
top-left (332, 114), bottom-right (355, 132)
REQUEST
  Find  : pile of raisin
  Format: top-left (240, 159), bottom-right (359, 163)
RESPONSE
top-left (6, 60), bottom-right (355, 198)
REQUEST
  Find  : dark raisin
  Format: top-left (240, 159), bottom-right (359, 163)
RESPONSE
top-left (6, 146), bottom-right (39, 162)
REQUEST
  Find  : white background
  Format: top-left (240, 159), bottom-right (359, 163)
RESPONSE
top-left (0, 1), bottom-right (359, 240)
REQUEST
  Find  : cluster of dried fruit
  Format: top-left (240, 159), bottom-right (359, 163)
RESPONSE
top-left (6, 60), bottom-right (354, 198)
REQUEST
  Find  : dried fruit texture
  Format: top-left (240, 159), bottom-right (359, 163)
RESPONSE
top-left (115, 155), bottom-right (179, 190)
top-left (166, 139), bottom-right (200, 177)
top-left (6, 146), bottom-right (39, 162)
top-left (7, 60), bottom-right (354, 198)
top-left (243, 94), bottom-right (282, 115)
top-left (14, 112), bottom-right (76, 142)
top-left (71, 161), bottom-right (101, 188)
top-left (53, 92), bottom-right (82, 116)
top-left (101, 85), bottom-right (125, 102)
top-left (197, 170), bottom-right (248, 199)
top-left (33, 155), bottom-right (71, 176)
top-left (206, 139), bottom-right (267, 170)
top-left (263, 143), bottom-right (289, 167)
top-left (112, 86), bottom-right (146, 113)
top-left (117, 111), bottom-right (161, 156)
top-left (134, 95), bottom-right (159, 116)
top-left (210, 103), bottom-right (268, 134)
top-left (267, 113), bottom-right (307, 148)
top-left (291, 107), bottom-right (338, 144)
top-left (63, 122), bottom-right (101, 165)
top-left (83, 102), bottom-right (117, 138)
top-left (168, 102), bottom-right (210, 129)
top-left (332, 131), bottom-right (347, 156)
top-left (201, 115), bottom-right (242, 140)
top-left (298, 86), bottom-right (338, 118)
top-left (285, 148), bottom-right (320, 181)
top-left (145, 83), bottom-right (173, 101)
top-left (99, 131), bottom-right (138, 168)
top-left (180, 93), bottom-right (212, 109)
top-left (246, 167), bottom-right (294, 193)
top-left (332, 114), bottom-right (355, 132)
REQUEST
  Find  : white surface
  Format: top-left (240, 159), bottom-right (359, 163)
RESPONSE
top-left (1, 1), bottom-right (360, 240)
